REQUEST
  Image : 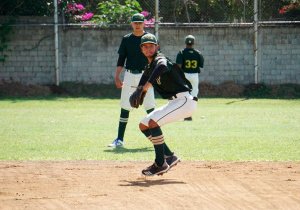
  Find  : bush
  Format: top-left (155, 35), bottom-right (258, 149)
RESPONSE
top-left (218, 81), bottom-right (244, 97)
top-left (58, 82), bottom-right (120, 98)
top-left (243, 83), bottom-right (272, 98)
top-left (0, 81), bottom-right (299, 99)
top-left (199, 81), bottom-right (219, 97)
top-left (276, 84), bottom-right (300, 99)
top-left (199, 81), bottom-right (244, 98)
top-left (0, 81), bottom-right (51, 97)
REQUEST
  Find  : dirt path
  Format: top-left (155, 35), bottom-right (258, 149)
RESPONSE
top-left (1, 161), bottom-right (299, 210)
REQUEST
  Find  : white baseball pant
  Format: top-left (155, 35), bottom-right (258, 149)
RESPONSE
top-left (184, 73), bottom-right (199, 98)
top-left (140, 91), bottom-right (197, 127)
top-left (121, 70), bottom-right (155, 111)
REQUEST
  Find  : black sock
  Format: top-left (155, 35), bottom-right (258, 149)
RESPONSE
top-left (163, 143), bottom-right (173, 157)
top-left (150, 126), bottom-right (165, 166)
top-left (154, 144), bottom-right (164, 166)
top-left (141, 128), bottom-right (152, 142)
top-left (141, 128), bottom-right (151, 138)
top-left (146, 108), bottom-right (155, 114)
top-left (117, 108), bottom-right (129, 141)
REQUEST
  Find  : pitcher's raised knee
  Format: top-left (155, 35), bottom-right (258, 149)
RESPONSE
top-left (149, 119), bottom-right (159, 129)
top-left (139, 122), bottom-right (148, 131)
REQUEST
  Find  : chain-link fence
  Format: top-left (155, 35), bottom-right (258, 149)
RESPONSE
top-left (141, 0), bottom-right (300, 23)
top-left (1, 0), bottom-right (299, 25)
top-left (0, 0), bottom-right (299, 86)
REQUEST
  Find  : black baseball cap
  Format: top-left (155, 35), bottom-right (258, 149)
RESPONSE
top-left (131, 13), bottom-right (145, 22)
top-left (140, 33), bottom-right (158, 45)
top-left (185, 35), bottom-right (195, 45)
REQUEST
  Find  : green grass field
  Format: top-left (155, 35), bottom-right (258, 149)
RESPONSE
top-left (0, 98), bottom-right (299, 161)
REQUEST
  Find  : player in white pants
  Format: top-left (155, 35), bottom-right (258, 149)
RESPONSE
top-left (184, 73), bottom-right (199, 98)
top-left (176, 35), bottom-right (204, 121)
top-left (108, 13), bottom-right (155, 147)
top-left (120, 71), bottom-right (154, 111)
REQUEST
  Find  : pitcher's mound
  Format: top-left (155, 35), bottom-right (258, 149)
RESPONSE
top-left (1, 161), bottom-right (299, 210)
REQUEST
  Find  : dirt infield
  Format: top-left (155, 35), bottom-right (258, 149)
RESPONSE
top-left (1, 161), bottom-right (300, 210)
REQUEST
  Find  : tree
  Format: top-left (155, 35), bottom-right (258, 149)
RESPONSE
top-left (92, 0), bottom-right (142, 25)
top-left (279, 1), bottom-right (300, 20)
top-left (0, 0), bottom-right (53, 16)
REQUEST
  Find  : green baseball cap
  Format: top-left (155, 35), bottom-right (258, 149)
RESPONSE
top-left (185, 35), bottom-right (195, 45)
top-left (140, 33), bottom-right (158, 45)
top-left (131, 13), bottom-right (145, 22)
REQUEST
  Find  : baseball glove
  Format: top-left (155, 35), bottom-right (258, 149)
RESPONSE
top-left (129, 86), bottom-right (146, 108)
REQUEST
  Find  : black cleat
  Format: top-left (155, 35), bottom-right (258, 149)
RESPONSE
top-left (142, 161), bottom-right (169, 176)
top-left (165, 154), bottom-right (181, 170)
top-left (184, 117), bottom-right (192, 121)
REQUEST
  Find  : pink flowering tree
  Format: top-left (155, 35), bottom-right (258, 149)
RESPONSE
top-left (141, 10), bottom-right (155, 28)
top-left (58, 0), bottom-right (94, 23)
top-left (279, 1), bottom-right (300, 20)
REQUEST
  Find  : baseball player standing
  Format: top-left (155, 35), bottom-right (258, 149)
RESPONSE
top-left (130, 33), bottom-right (197, 176)
top-left (108, 13), bottom-right (155, 147)
top-left (176, 35), bottom-right (204, 121)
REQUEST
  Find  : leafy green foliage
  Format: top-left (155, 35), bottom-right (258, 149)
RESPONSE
top-left (92, 0), bottom-right (142, 25)
top-left (0, 0), bottom-right (54, 16)
top-left (141, 0), bottom-right (298, 22)
top-left (1, 0), bottom-right (299, 22)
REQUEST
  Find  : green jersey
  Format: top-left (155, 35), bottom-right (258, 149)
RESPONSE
top-left (176, 48), bottom-right (204, 73)
top-left (118, 32), bottom-right (148, 71)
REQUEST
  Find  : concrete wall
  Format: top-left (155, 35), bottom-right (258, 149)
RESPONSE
top-left (1, 17), bottom-right (299, 85)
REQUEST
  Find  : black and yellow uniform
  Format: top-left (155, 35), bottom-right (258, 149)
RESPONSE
top-left (176, 48), bottom-right (204, 73)
top-left (176, 35), bottom-right (205, 101)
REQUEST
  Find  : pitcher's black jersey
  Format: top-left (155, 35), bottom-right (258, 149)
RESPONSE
top-left (139, 53), bottom-right (192, 99)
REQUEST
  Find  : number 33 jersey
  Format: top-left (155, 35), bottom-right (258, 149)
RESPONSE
top-left (176, 48), bottom-right (204, 73)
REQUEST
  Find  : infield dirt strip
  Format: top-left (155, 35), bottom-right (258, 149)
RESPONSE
top-left (0, 161), bottom-right (300, 210)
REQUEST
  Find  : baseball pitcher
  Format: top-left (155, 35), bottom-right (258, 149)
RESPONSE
top-left (130, 33), bottom-right (197, 176)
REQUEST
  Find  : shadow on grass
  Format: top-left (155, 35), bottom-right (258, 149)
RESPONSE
top-left (225, 98), bottom-right (249, 105)
top-left (104, 147), bottom-right (153, 154)
top-left (119, 179), bottom-right (186, 187)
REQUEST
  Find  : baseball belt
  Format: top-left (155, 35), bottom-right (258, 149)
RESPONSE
top-left (126, 69), bottom-right (143, 74)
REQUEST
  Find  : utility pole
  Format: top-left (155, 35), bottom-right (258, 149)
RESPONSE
top-left (155, 0), bottom-right (159, 41)
top-left (254, 0), bottom-right (259, 84)
top-left (54, 0), bottom-right (60, 86)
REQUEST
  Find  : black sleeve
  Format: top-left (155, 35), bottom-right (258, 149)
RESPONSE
top-left (138, 74), bottom-right (149, 86)
top-left (148, 61), bottom-right (167, 84)
top-left (117, 54), bottom-right (126, 67)
top-left (199, 54), bottom-right (204, 68)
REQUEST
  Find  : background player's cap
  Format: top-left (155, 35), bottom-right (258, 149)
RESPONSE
top-left (185, 35), bottom-right (195, 45)
top-left (131, 13), bottom-right (145, 22)
top-left (141, 33), bottom-right (158, 45)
